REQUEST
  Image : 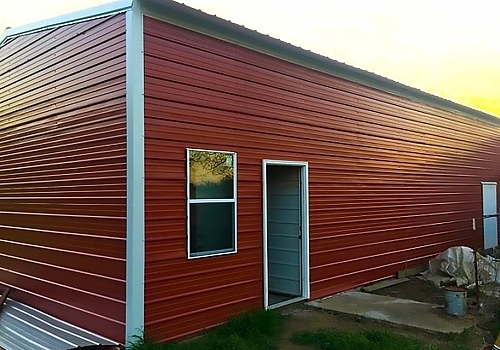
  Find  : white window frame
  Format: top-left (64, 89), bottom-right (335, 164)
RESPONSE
top-left (187, 148), bottom-right (237, 259)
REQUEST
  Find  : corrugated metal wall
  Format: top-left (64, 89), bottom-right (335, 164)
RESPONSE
top-left (143, 16), bottom-right (500, 341)
top-left (0, 15), bottom-right (127, 342)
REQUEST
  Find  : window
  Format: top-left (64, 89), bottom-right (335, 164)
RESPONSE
top-left (187, 149), bottom-right (237, 258)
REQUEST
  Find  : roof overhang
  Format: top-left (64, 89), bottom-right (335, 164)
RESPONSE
top-left (142, 0), bottom-right (500, 124)
top-left (1, 0), bottom-right (498, 122)
top-left (0, 0), bottom-right (133, 46)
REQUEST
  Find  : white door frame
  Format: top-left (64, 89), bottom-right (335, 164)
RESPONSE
top-left (482, 181), bottom-right (498, 249)
top-left (262, 159), bottom-right (310, 309)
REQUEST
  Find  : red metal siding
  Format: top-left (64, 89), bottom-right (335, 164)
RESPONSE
top-left (0, 15), bottom-right (126, 342)
top-left (143, 16), bottom-right (500, 341)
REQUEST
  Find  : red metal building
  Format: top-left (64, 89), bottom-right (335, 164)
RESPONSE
top-left (0, 0), bottom-right (499, 346)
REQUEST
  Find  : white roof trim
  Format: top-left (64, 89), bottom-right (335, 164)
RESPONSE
top-left (0, 0), bottom-right (133, 46)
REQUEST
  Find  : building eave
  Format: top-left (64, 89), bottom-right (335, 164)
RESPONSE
top-left (142, 0), bottom-right (500, 125)
top-left (0, 0), bottom-right (133, 46)
top-left (2, 0), bottom-right (497, 123)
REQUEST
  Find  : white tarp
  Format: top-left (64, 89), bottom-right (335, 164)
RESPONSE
top-left (428, 246), bottom-right (500, 286)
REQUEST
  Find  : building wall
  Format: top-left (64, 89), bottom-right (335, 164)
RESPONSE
top-left (143, 16), bottom-right (500, 341)
top-left (0, 15), bottom-right (127, 342)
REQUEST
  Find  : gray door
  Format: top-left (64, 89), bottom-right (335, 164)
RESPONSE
top-left (483, 183), bottom-right (498, 249)
top-left (266, 165), bottom-right (302, 296)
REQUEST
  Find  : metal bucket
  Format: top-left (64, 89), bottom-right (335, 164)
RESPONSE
top-left (444, 286), bottom-right (467, 316)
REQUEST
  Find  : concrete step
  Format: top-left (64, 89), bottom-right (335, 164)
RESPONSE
top-left (307, 291), bottom-right (473, 333)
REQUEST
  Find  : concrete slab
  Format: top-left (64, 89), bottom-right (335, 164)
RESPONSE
top-left (307, 291), bottom-right (473, 333)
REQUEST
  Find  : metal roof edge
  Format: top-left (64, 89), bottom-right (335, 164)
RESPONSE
top-left (0, 0), bottom-right (133, 46)
top-left (142, 0), bottom-right (500, 125)
top-left (0, 298), bottom-right (119, 349)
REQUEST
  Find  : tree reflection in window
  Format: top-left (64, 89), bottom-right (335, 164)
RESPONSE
top-left (189, 150), bottom-right (234, 200)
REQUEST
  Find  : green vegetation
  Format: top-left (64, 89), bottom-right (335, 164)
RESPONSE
top-left (442, 327), bottom-right (472, 343)
top-left (126, 308), bottom-right (482, 350)
top-left (127, 309), bottom-right (284, 350)
top-left (489, 303), bottom-right (500, 339)
top-left (292, 329), bottom-right (439, 350)
top-left (439, 328), bottom-right (475, 350)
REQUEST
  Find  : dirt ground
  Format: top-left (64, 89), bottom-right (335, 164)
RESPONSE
top-left (277, 276), bottom-right (499, 350)
top-left (371, 276), bottom-right (446, 304)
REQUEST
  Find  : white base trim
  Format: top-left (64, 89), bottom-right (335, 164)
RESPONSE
top-left (267, 296), bottom-right (307, 310)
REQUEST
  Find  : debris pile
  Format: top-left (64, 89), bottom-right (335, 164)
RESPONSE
top-left (428, 246), bottom-right (500, 287)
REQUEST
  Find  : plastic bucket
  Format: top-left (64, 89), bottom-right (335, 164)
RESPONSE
top-left (444, 287), bottom-right (467, 316)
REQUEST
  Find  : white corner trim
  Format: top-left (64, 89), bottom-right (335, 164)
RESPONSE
top-left (0, 0), bottom-right (133, 46)
top-left (125, 0), bottom-right (145, 343)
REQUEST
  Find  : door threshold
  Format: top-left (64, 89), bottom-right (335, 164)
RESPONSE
top-left (268, 296), bottom-right (306, 310)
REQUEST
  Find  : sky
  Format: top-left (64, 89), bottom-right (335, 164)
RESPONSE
top-left (1, 0), bottom-right (499, 117)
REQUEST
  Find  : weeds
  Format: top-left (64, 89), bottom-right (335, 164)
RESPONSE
top-left (440, 328), bottom-right (476, 350)
top-left (127, 309), bottom-right (284, 350)
top-left (292, 329), bottom-right (438, 350)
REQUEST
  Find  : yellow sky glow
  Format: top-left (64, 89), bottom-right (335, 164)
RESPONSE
top-left (1, 0), bottom-right (499, 117)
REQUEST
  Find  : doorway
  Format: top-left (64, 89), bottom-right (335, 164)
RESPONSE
top-left (263, 160), bottom-right (309, 309)
top-left (482, 182), bottom-right (498, 249)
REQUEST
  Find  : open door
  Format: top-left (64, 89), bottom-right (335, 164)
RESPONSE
top-left (482, 182), bottom-right (498, 249)
top-left (263, 160), bottom-right (309, 309)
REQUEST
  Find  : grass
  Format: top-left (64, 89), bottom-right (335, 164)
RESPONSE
top-left (489, 304), bottom-right (500, 339)
top-left (292, 329), bottom-right (439, 350)
top-left (126, 308), bottom-right (482, 350)
top-left (127, 309), bottom-right (284, 350)
top-left (440, 328), bottom-right (476, 350)
top-left (492, 319), bottom-right (500, 338)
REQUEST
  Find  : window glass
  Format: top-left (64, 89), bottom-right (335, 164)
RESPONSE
top-left (189, 150), bottom-right (234, 199)
top-left (189, 202), bottom-right (235, 254)
top-left (187, 149), bottom-right (237, 258)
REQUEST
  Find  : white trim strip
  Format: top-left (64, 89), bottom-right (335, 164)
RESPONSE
top-left (125, 0), bottom-right (145, 342)
top-left (267, 296), bottom-right (306, 310)
top-left (303, 162), bottom-right (311, 299)
top-left (0, 0), bottom-right (133, 46)
top-left (262, 162), bottom-right (269, 308)
top-left (188, 249), bottom-right (237, 260)
top-left (190, 198), bottom-right (236, 204)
